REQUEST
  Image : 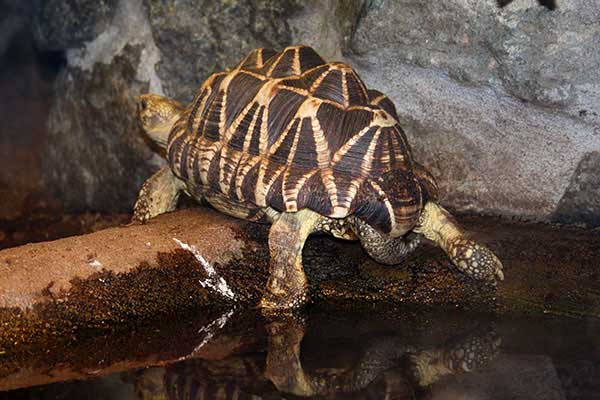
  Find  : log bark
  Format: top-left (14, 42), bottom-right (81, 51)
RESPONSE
top-left (0, 208), bottom-right (598, 353)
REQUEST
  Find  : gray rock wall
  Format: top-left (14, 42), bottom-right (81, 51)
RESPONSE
top-left (36, 0), bottom-right (302, 213)
top-left (43, 45), bottom-right (157, 212)
top-left (33, 0), bottom-right (119, 51)
top-left (32, 0), bottom-right (600, 224)
top-left (145, 0), bottom-right (302, 103)
top-left (347, 0), bottom-right (600, 223)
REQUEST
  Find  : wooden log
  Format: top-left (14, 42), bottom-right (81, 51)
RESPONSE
top-left (0, 208), bottom-right (598, 355)
top-left (0, 209), bottom-right (250, 310)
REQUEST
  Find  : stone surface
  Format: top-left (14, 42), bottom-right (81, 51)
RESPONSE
top-left (0, 1), bottom-right (60, 221)
top-left (352, 0), bottom-right (600, 119)
top-left (42, 45), bottom-right (157, 213)
top-left (144, 0), bottom-right (302, 103)
top-left (288, 0), bottom-right (362, 62)
top-left (348, 0), bottom-right (600, 223)
top-left (0, 0), bottom-right (32, 58)
top-left (36, 0), bottom-right (306, 214)
top-left (553, 151), bottom-right (600, 226)
top-left (32, 0), bottom-right (119, 51)
top-left (28, 0), bottom-right (600, 226)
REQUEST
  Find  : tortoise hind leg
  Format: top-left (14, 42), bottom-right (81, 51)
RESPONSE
top-left (414, 202), bottom-right (504, 282)
top-left (260, 209), bottom-right (322, 310)
top-left (132, 166), bottom-right (186, 223)
top-left (352, 217), bottom-right (420, 265)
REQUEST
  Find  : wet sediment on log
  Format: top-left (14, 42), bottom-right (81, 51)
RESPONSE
top-left (0, 208), bottom-right (598, 358)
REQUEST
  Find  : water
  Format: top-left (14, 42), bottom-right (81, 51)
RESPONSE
top-left (1, 307), bottom-right (598, 399)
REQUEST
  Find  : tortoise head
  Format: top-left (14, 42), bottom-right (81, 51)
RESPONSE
top-left (137, 94), bottom-right (184, 148)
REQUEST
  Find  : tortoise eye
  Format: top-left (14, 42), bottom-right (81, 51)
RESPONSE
top-left (138, 99), bottom-right (147, 115)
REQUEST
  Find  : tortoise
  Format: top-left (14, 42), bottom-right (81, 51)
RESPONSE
top-left (133, 45), bottom-right (503, 310)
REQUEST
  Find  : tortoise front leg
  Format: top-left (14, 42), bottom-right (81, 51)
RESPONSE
top-left (132, 166), bottom-right (186, 223)
top-left (259, 209), bottom-right (322, 310)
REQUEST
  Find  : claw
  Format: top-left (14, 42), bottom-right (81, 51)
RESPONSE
top-left (496, 268), bottom-right (505, 281)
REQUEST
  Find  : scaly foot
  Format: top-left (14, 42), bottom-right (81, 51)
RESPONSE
top-left (415, 202), bottom-right (504, 283)
top-left (448, 238), bottom-right (504, 282)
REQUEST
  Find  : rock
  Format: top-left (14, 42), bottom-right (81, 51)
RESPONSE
top-left (32, 0), bottom-right (119, 51)
top-left (352, 0), bottom-right (600, 118)
top-left (490, 2), bottom-right (600, 113)
top-left (0, 2), bottom-right (59, 221)
top-left (0, 0), bottom-right (31, 59)
top-left (553, 151), bottom-right (600, 226)
top-left (35, 0), bottom-right (309, 214)
top-left (288, 0), bottom-right (363, 62)
top-left (144, 0), bottom-right (303, 103)
top-left (10, 231), bottom-right (25, 242)
top-left (349, 0), bottom-right (600, 223)
top-left (42, 44), bottom-right (158, 213)
top-left (29, 0), bottom-right (600, 226)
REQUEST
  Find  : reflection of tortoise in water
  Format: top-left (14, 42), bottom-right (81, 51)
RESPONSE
top-left (138, 317), bottom-right (502, 399)
top-left (134, 45), bottom-right (503, 309)
top-left (264, 317), bottom-right (502, 397)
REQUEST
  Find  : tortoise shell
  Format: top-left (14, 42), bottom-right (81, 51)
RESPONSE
top-left (166, 46), bottom-right (434, 237)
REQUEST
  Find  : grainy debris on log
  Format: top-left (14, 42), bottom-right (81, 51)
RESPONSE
top-left (0, 208), bottom-right (598, 353)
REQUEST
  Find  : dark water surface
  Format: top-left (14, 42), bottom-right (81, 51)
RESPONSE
top-left (1, 307), bottom-right (598, 400)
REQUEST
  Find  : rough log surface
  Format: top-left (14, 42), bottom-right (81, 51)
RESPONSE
top-left (0, 208), bottom-right (598, 355)
top-left (0, 209), bottom-right (248, 309)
